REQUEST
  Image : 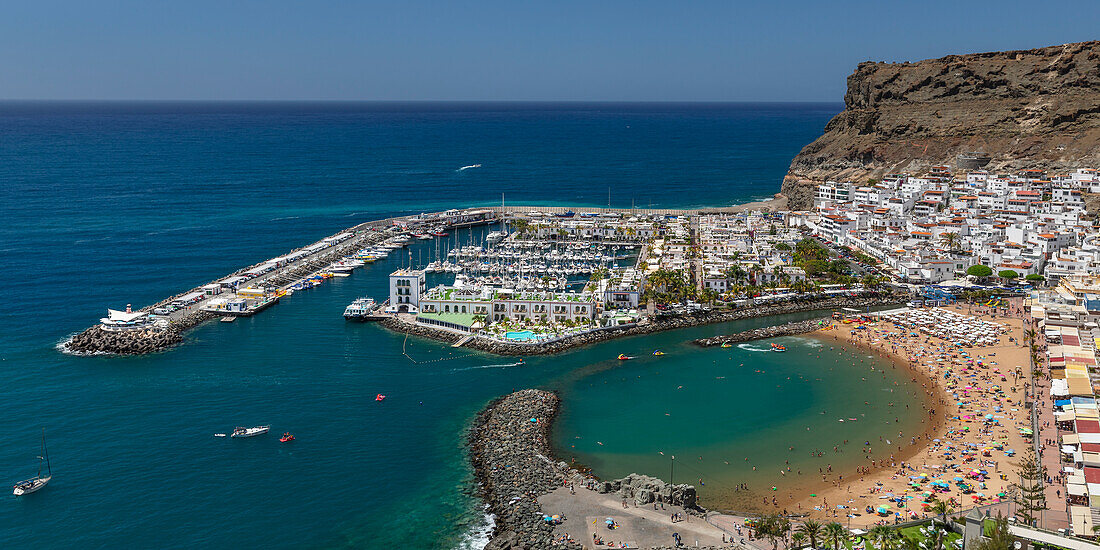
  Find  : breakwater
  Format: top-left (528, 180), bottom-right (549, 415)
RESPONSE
top-left (469, 389), bottom-right (582, 550)
top-left (62, 207), bottom-right (502, 355)
top-left (390, 293), bottom-right (903, 356)
top-left (469, 390), bottom-right (707, 550)
top-left (693, 317), bottom-right (830, 347)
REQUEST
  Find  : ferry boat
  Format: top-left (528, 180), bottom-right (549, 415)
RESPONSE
top-left (344, 297), bottom-right (383, 321)
top-left (230, 426), bottom-right (270, 438)
top-left (12, 429), bottom-right (51, 496)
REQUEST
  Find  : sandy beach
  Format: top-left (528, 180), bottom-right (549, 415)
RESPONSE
top-left (785, 303), bottom-right (1032, 527)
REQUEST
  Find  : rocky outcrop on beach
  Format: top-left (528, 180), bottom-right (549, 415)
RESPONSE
top-left (389, 294), bottom-right (902, 355)
top-left (597, 474), bottom-right (700, 510)
top-left (469, 390), bottom-right (583, 550)
top-left (782, 40), bottom-right (1100, 210)
top-left (694, 317), bottom-right (830, 347)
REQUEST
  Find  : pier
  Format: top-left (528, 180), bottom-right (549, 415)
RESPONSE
top-left (65, 200), bottom-right (792, 355)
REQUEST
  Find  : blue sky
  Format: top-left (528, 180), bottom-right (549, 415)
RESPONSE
top-left (3, 0), bottom-right (1098, 101)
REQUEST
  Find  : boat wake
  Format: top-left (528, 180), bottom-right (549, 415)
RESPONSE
top-left (452, 361), bottom-right (526, 372)
top-left (736, 344), bottom-right (771, 352)
top-left (457, 164), bottom-right (482, 171)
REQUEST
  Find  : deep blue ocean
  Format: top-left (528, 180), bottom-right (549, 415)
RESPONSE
top-left (0, 102), bottom-right (850, 548)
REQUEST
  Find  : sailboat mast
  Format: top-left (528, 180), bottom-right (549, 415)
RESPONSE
top-left (43, 428), bottom-right (50, 476)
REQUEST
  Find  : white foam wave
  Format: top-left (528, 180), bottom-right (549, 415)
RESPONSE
top-left (454, 508), bottom-right (495, 550)
top-left (55, 333), bottom-right (108, 356)
top-left (736, 344), bottom-right (771, 352)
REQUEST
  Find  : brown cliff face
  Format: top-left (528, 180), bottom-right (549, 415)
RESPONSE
top-left (782, 41), bottom-right (1100, 209)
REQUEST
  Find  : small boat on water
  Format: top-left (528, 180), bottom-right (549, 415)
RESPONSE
top-left (770, 343), bottom-right (786, 352)
top-left (280, 432), bottom-right (295, 443)
top-left (617, 354), bottom-right (631, 361)
top-left (230, 426), bottom-right (270, 438)
top-left (652, 350), bottom-right (665, 356)
top-left (375, 394), bottom-right (386, 402)
top-left (720, 342), bottom-right (732, 348)
top-left (344, 297), bottom-right (383, 321)
top-left (12, 428), bottom-right (51, 496)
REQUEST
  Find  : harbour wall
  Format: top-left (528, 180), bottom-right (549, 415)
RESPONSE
top-left (692, 317), bottom-right (831, 347)
top-left (388, 293), bottom-right (905, 356)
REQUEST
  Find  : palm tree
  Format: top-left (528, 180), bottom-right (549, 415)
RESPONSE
top-left (929, 500), bottom-right (953, 526)
top-left (792, 532), bottom-right (808, 549)
top-left (869, 525), bottom-right (897, 550)
top-left (938, 232), bottom-right (961, 253)
top-left (797, 519), bottom-right (824, 549)
top-left (823, 522), bottom-right (848, 550)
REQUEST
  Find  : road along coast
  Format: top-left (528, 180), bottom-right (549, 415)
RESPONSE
top-left (385, 294), bottom-right (905, 356)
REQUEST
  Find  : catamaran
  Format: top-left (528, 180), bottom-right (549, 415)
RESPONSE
top-left (12, 428), bottom-right (51, 496)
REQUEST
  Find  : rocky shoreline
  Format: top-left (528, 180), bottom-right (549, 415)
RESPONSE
top-left (469, 390), bottom-right (581, 550)
top-left (388, 293), bottom-right (904, 356)
top-left (469, 390), bottom-right (708, 550)
top-left (693, 317), bottom-right (830, 347)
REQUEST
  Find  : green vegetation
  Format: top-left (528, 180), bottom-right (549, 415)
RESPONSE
top-left (998, 270), bottom-right (1019, 280)
top-left (974, 514), bottom-right (1015, 550)
top-left (966, 265), bottom-right (993, 278)
top-left (938, 232), bottom-right (963, 254)
top-left (1025, 273), bottom-right (1044, 282)
top-left (753, 514), bottom-right (791, 550)
top-left (1012, 448), bottom-right (1047, 526)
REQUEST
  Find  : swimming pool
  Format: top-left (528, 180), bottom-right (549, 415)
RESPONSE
top-left (505, 330), bottom-right (537, 341)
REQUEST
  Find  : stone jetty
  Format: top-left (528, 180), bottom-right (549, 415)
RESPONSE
top-left (471, 390), bottom-right (718, 549)
top-left (469, 389), bottom-right (581, 550)
top-left (65, 323), bottom-right (188, 355)
top-left (693, 317), bottom-right (830, 347)
top-left (391, 293), bottom-right (903, 356)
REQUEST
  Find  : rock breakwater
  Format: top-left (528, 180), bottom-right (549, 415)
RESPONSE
top-left (693, 317), bottom-right (830, 347)
top-left (469, 390), bottom-right (709, 549)
top-left (65, 323), bottom-right (183, 355)
top-left (469, 389), bottom-right (581, 550)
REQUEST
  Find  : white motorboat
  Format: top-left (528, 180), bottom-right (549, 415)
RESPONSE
top-left (230, 426), bottom-right (270, 438)
top-left (344, 297), bottom-right (383, 321)
top-left (13, 428), bottom-right (51, 496)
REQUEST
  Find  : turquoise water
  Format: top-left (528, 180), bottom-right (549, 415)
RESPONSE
top-left (0, 102), bottom-right (853, 548)
top-left (551, 327), bottom-right (928, 513)
top-left (505, 330), bottom-right (537, 341)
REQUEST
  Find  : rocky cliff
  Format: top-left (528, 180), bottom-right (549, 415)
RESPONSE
top-left (782, 41), bottom-right (1100, 209)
